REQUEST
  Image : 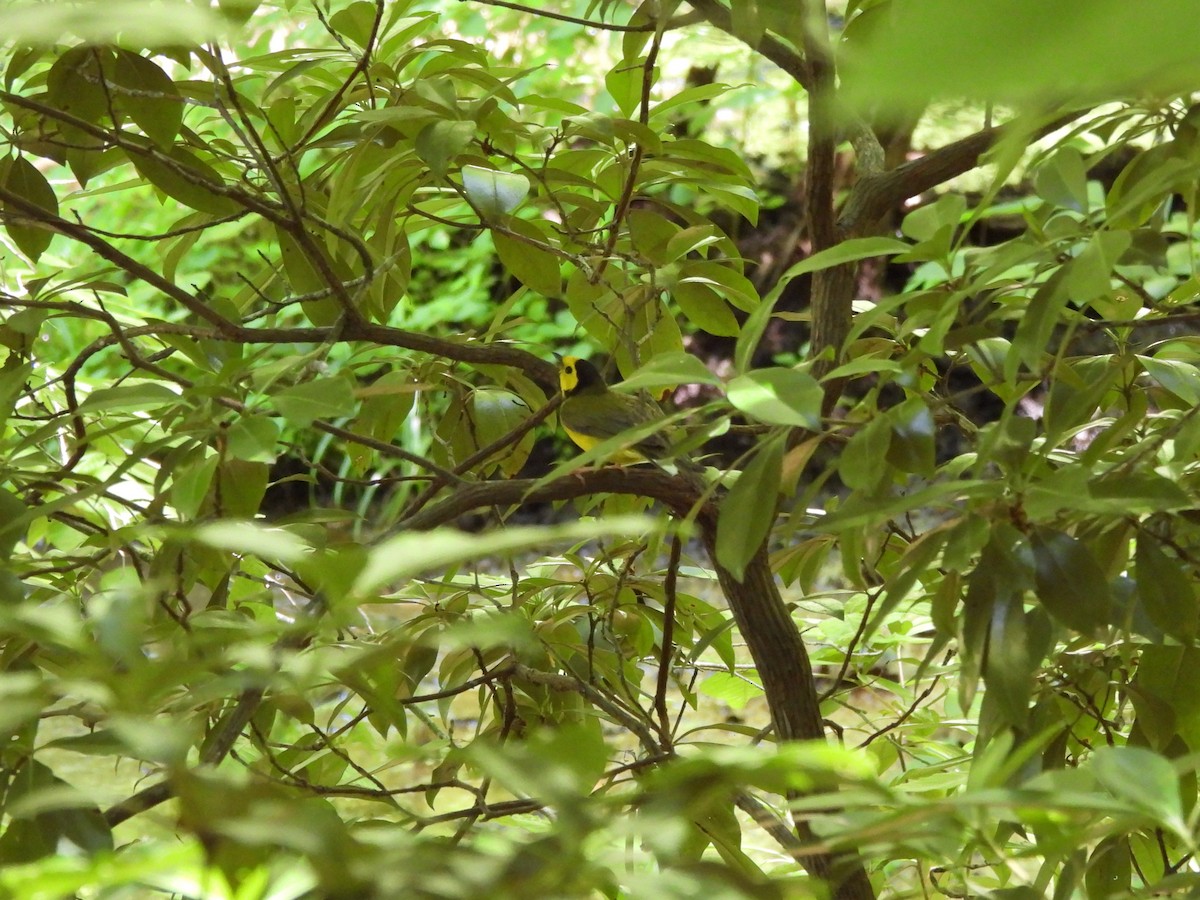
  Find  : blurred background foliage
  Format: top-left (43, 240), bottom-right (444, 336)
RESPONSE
top-left (5, 1), bottom-right (1200, 899)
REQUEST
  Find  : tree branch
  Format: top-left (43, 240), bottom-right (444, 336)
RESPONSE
top-left (0, 298), bottom-right (559, 392)
top-left (838, 112), bottom-right (1082, 238)
top-left (105, 687), bottom-right (264, 827)
top-left (686, 0), bottom-right (810, 90)
top-left (812, 110), bottom-right (1087, 394)
top-left (462, 0), bottom-right (702, 32)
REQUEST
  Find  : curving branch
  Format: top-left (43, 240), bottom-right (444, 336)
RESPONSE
top-left (812, 109), bottom-right (1085, 390)
top-left (0, 294), bottom-right (558, 392)
top-left (686, 0), bottom-right (810, 90)
top-left (838, 111), bottom-right (1083, 237)
top-left (462, 0), bottom-right (703, 33)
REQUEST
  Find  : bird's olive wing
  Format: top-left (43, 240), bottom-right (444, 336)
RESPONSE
top-left (562, 394), bottom-right (672, 455)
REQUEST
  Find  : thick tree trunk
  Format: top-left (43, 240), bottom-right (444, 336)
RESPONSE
top-left (706, 538), bottom-right (876, 900)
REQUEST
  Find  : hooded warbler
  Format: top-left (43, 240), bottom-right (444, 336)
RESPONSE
top-left (557, 355), bottom-right (675, 464)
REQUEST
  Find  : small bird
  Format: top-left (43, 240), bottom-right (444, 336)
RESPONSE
top-left (557, 355), bottom-right (676, 464)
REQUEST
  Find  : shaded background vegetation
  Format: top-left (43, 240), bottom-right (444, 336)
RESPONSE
top-left (6, 1), bottom-right (1200, 898)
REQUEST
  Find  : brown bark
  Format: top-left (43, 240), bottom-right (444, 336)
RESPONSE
top-left (709, 540), bottom-right (876, 899)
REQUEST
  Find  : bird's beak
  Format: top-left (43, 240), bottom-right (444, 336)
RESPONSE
top-left (552, 352), bottom-right (563, 362)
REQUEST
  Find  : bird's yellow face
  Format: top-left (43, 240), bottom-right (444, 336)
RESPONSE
top-left (558, 355), bottom-right (581, 395)
top-left (557, 355), bottom-right (606, 397)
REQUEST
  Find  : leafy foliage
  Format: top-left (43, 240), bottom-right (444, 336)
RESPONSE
top-left (5, 1), bottom-right (1200, 899)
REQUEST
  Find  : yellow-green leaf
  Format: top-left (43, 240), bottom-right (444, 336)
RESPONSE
top-left (4, 156), bottom-right (59, 262)
top-left (132, 146), bottom-right (239, 216)
top-left (716, 433), bottom-right (784, 581)
top-left (493, 216), bottom-right (562, 297)
top-left (462, 165), bottom-right (529, 218)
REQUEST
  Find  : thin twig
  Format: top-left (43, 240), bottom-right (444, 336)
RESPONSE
top-left (654, 534), bottom-right (682, 745)
top-left (460, 0), bottom-right (701, 33)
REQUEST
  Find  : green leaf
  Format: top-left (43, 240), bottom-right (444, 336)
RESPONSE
top-left (617, 352), bottom-right (722, 392)
top-left (727, 368), bottom-right (821, 428)
top-left (698, 671), bottom-right (763, 711)
top-left (1085, 835), bottom-right (1132, 899)
top-left (716, 433), bottom-right (784, 581)
top-left (113, 51), bottom-right (182, 147)
top-left (77, 382), bottom-right (180, 412)
top-left (469, 722), bottom-right (609, 809)
top-left (132, 146), bottom-right (240, 216)
top-left (225, 415), bottom-right (280, 462)
top-left (1136, 535), bottom-right (1199, 642)
top-left (841, 0), bottom-right (1200, 110)
top-left (1009, 269), bottom-right (1069, 377)
top-left (44, 45), bottom-right (108, 124)
top-left (1133, 645), bottom-right (1200, 750)
top-left (432, 393), bottom-right (473, 469)
top-left (984, 592), bottom-right (1034, 727)
top-left (1066, 230), bottom-right (1131, 304)
top-left (978, 412), bottom-right (1036, 476)
top-left (823, 355), bottom-right (903, 381)
top-left (215, 459), bottom-right (268, 518)
top-left (1021, 467), bottom-right (1089, 520)
top-left (492, 216), bottom-right (562, 297)
top-left (191, 520), bottom-right (312, 565)
top-left (673, 280), bottom-right (740, 336)
top-left (4, 156), bottom-right (58, 262)
top-left (737, 237), bottom-right (910, 372)
top-left (606, 56), bottom-right (648, 117)
top-left (271, 376), bottom-right (357, 427)
top-left (1087, 473), bottom-right (1191, 514)
top-left (822, 479), bottom-right (997, 532)
top-left (731, 0), bottom-right (764, 44)
top-left (1092, 745), bottom-right (1185, 832)
top-left (885, 398), bottom-right (936, 475)
top-left (414, 119), bottom-right (475, 178)
top-left (328, 0), bottom-right (379, 47)
top-left (628, 208), bottom-right (678, 265)
top-left (769, 237), bottom-right (912, 298)
top-left (2, 2), bottom-right (224, 44)
top-left (702, 184), bottom-right (760, 225)
top-left (960, 528), bottom-right (1031, 713)
top-left (663, 224), bottom-right (723, 262)
top-left (462, 165), bottom-right (529, 218)
top-left (1043, 359), bottom-right (1116, 444)
top-left (678, 259), bottom-right (759, 312)
top-left (901, 194), bottom-right (966, 243)
top-left (275, 225), bottom-right (328, 311)
top-left (352, 516), bottom-right (662, 596)
top-left (866, 526), bottom-right (950, 637)
top-left (768, 237), bottom-right (907, 304)
top-left (1160, 274), bottom-right (1200, 308)
top-left (0, 360), bottom-right (32, 428)
top-left (1036, 145), bottom-right (1090, 213)
top-left (1030, 528), bottom-right (1112, 635)
top-left (0, 488), bottom-right (25, 561)
top-left (355, 371), bottom-right (417, 445)
top-left (1, 762), bottom-right (112, 858)
top-left (1107, 145), bottom-right (1192, 229)
top-left (648, 81), bottom-right (737, 123)
top-left (170, 454), bottom-right (218, 520)
top-left (471, 387), bottom-right (534, 476)
top-left (839, 414), bottom-right (892, 491)
top-left (1139, 355), bottom-right (1200, 405)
